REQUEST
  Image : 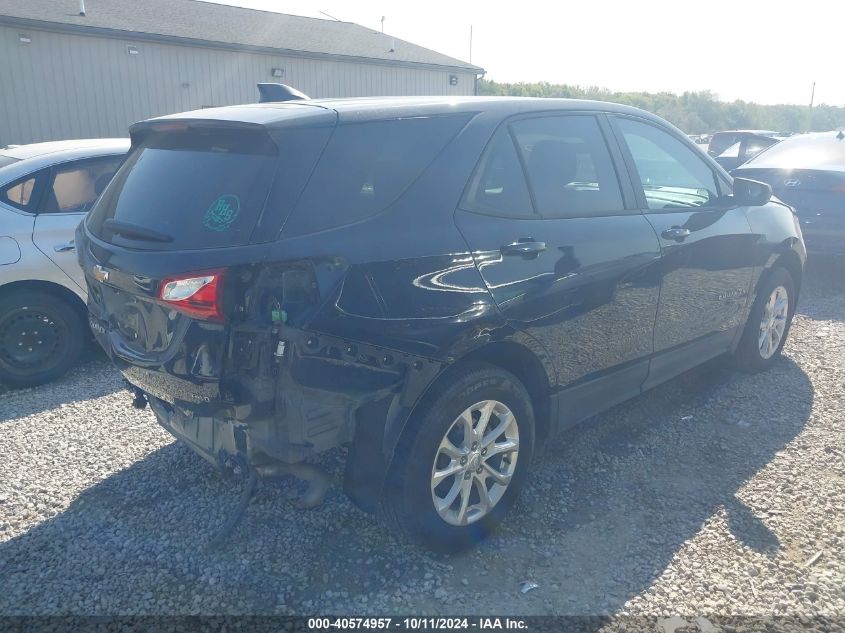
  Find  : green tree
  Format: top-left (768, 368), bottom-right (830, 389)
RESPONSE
top-left (477, 79), bottom-right (845, 133)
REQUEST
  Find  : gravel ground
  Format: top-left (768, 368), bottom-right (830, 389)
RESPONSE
top-left (1, 261), bottom-right (844, 623)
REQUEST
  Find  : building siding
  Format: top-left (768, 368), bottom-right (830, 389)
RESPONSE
top-left (0, 24), bottom-right (477, 145)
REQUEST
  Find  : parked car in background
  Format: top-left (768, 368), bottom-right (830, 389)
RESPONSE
top-left (708, 130), bottom-right (782, 158)
top-left (78, 97), bottom-right (804, 552)
top-left (733, 131), bottom-right (845, 255)
top-left (714, 134), bottom-right (783, 171)
top-left (0, 139), bottom-right (129, 387)
top-left (687, 133), bottom-right (711, 145)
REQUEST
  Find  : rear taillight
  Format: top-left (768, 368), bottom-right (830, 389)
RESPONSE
top-left (158, 269), bottom-right (226, 322)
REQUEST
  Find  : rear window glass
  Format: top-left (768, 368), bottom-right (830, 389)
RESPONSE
top-left (0, 156), bottom-right (20, 170)
top-left (88, 128), bottom-right (278, 250)
top-left (745, 133), bottom-right (845, 170)
top-left (709, 133), bottom-right (740, 156)
top-left (283, 115), bottom-right (470, 236)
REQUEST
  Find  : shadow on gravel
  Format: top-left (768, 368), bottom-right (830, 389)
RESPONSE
top-left (502, 354), bottom-right (813, 615)
top-left (800, 256), bottom-right (845, 321)
top-left (0, 349), bottom-right (122, 422)
top-left (0, 356), bottom-right (813, 616)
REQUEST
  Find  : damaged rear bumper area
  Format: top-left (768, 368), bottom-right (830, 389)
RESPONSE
top-left (116, 323), bottom-right (442, 496)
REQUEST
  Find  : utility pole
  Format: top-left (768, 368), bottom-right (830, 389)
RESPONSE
top-left (469, 25), bottom-right (473, 64)
top-left (381, 16), bottom-right (385, 33)
top-left (808, 81), bottom-right (816, 132)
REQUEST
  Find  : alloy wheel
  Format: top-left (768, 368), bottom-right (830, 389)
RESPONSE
top-left (430, 399), bottom-right (519, 526)
top-left (758, 285), bottom-right (789, 360)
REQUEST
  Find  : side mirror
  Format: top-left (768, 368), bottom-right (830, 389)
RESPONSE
top-left (731, 177), bottom-right (772, 206)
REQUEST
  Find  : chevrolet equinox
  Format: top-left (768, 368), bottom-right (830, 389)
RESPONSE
top-left (77, 97), bottom-right (805, 552)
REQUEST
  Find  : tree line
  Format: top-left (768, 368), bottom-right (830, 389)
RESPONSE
top-left (477, 79), bottom-right (845, 134)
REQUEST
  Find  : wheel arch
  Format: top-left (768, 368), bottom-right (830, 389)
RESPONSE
top-left (448, 341), bottom-right (554, 443)
top-left (344, 339), bottom-right (554, 514)
top-left (769, 248), bottom-right (803, 295)
top-left (393, 339), bottom-right (554, 453)
top-left (0, 279), bottom-right (89, 325)
top-left (753, 242), bottom-right (804, 308)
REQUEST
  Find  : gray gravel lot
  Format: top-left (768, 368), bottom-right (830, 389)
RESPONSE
top-left (1, 262), bottom-right (844, 621)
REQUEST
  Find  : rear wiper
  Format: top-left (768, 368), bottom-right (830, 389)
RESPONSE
top-left (103, 219), bottom-right (173, 243)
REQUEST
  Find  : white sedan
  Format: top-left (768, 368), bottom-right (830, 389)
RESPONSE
top-left (0, 139), bottom-right (129, 387)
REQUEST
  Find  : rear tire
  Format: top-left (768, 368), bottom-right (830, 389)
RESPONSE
top-left (734, 267), bottom-right (796, 373)
top-left (382, 364), bottom-right (535, 553)
top-left (0, 290), bottom-right (84, 388)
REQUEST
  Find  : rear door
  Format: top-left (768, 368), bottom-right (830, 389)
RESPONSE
top-left (455, 113), bottom-right (662, 424)
top-left (32, 156), bottom-right (123, 290)
top-left (610, 116), bottom-right (758, 388)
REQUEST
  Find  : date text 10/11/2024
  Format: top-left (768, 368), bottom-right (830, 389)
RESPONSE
top-left (307, 618), bottom-right (529, 630)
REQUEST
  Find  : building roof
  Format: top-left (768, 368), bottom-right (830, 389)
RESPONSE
top-left (0, 0), bottom-right (484, 73)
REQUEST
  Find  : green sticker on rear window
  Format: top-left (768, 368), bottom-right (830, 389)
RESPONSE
top-left (203, 194), bottom-right (240, 232)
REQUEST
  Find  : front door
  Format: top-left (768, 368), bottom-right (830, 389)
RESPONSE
top-left (455, 114), bottom-right (662, 425)
top-left (610, 116), bottom-right (757, 388)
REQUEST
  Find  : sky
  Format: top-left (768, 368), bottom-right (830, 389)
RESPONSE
top-left (204, 0), bottom-right (843, 106)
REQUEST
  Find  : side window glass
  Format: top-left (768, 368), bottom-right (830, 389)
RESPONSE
top-left (3, 176), bottom-right (37, 209)
top-left (461, 128), bottom-right (534, 218)
top-left (285, 115), bottom-right (470, 236)
top-left (42, 156), bottom-right (122, 214)
top-left (510, 115), bottom-right (624, 218)
top-left (617, 118), bottom-right (720, 210)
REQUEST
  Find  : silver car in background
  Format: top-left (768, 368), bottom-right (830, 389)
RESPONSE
top-left (0, 139), bottom-right (129, 387)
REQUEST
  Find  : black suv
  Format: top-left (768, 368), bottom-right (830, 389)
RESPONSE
top-left (77, 97), bottom-right (805, 552)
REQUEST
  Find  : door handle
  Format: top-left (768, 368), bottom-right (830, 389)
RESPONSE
top-left (501, 240), bottom-right (547, 256)
top-left (54, 241), bottom-right (76, 253)
top-left (661, 228), bottom-right (691, 242)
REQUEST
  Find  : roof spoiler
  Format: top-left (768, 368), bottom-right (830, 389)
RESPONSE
top-left (257, 83), bottom-right (310, 103)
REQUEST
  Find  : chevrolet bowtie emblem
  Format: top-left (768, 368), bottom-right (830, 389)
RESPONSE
top-left (93, 265), bottom-right (109, 283)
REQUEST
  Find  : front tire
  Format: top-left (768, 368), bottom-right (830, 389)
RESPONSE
top-left (0, 290), bottom-right (85, 388)
top-left (383, 364), bottom-right (535, 553)
top-left (734, 267), bottom-right (796, 372)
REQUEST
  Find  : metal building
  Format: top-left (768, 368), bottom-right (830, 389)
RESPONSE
top-left (0, 0), bottom-right (484, 145)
